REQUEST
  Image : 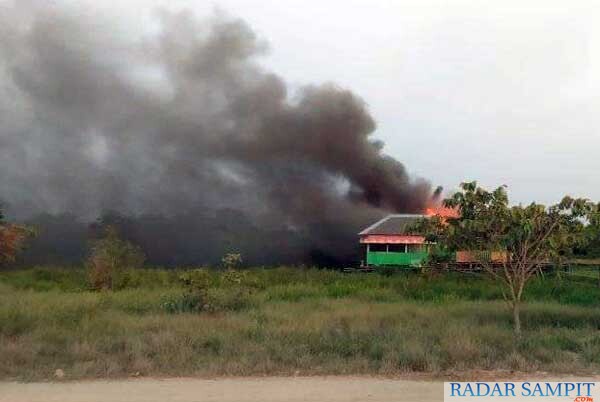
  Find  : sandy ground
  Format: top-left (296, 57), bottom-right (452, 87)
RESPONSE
top-left (0, 377), bottom-right (444, 402)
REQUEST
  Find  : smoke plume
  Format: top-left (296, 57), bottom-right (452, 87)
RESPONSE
top-left (0, 3), bottom-right (434, 266)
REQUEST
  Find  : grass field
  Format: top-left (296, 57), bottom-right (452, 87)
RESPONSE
top-left (1, 266), bottom-right (600, 380)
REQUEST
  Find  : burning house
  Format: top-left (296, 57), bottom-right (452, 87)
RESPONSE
top-left (358, 214), bottom-right (431, 268)
top-left (358, 209), bottom-right (511, 270)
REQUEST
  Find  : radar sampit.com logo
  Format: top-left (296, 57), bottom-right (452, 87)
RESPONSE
top-left (444, 382), bottom-right (598, 402)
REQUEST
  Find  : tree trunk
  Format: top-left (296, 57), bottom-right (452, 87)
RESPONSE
top-left (512, 301), bottom-right (521, 338)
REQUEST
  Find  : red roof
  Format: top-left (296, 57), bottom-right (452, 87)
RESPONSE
top-left (360, 234), bottom-right (426, 244)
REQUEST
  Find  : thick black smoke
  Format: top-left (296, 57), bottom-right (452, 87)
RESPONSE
top-left (0, 3), bottom-right (433, 266)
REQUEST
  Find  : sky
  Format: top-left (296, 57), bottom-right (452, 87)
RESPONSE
top-left (11, 0), bottom-right (600, 205)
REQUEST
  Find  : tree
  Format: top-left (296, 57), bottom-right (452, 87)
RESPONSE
top-left (414, 181), bottom-right (591, 336)
top-left (87, 226), bottom-right (145, 290)
top-left (0, 205), bottom-right (35, 266)
top-left (581, 202), bottom-right (600, 258)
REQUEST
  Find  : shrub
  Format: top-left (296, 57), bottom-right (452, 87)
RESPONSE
top-left (221, 252), bottom-right (242, 269)
top-left (166, 269), bottom-right (255, 313)
top-left (168, 269), bottom-right (212, 313)
top-left (161, 292), bottom-right (203, 314)
top-left (86, 227), bottom-right (145, 290)
top-left (178, 269), bottom-right (212, 293)
top-left (0, 224), bottom-right (35, 265)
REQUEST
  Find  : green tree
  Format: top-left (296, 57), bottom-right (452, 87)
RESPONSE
top-left (414, 181), bottom-right (591, 336)
top-left (87, 226), bottom-right (145, 290)
top-left (582, 202), bottom-right (600, 258)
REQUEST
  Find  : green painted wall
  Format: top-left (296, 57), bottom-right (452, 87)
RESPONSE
top-left (366, 251), bottom-right (428, 267)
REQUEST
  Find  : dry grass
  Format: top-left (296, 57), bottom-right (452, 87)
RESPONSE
top-left (1, 267), bottom-right (600, 380)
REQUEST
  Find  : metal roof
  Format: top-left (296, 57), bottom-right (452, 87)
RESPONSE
top-left (358, 214), bottom-right (426, 236)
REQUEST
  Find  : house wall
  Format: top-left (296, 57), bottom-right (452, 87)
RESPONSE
top-left (360, 234), bottom-right (429, 267)
top-left (366, 250), bottom-right (428, 267)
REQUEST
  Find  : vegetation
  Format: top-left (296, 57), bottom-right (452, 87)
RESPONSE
top-left (86, 226), bottom-right (145, 290)
top-left (2, 266), bottom-right (600, 380)
top-left (583, 203), bottom-right (600, 258)
top-left (2, 186), bottom-right (600, 381)
top-left (414, 182), bottom-right (593, 336)
top-left (0, 206), bottom-right (35, 266)
top-left (222, 252), bottom-right (243, 270)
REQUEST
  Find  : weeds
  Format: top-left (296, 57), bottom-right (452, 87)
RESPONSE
top-left (1, 267), bottom-right (600, 380)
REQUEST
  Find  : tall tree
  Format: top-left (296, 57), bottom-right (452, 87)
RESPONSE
top-left (415, 181), bottom-right (591, 336)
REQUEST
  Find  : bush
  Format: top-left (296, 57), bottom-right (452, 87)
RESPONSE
top-left (0, 222), bottom-right (35, 265)
top-left (164, 269), bottom-right (255, 313)
top-left (161, 293), bottom-right (203, 314)
top-left (221, 252), bottom-right (243, 269)
top-left (168, 269), bottom-right (213, 313)
top-left (178, 269), bottom-right (212, 291)
top-left (87, 227), bottom-right (145, 290)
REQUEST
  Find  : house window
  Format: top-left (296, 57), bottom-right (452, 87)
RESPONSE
top-left (369, 244), bottom-right (387, 252)
top-left (387, 244), bottom-right (406, 253)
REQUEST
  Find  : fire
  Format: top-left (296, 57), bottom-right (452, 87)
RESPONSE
top-left (424, 205), bottom-right (460, 218)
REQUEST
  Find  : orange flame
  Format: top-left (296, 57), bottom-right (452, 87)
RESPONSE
top-left (424, 205), bottom-right (460, 219)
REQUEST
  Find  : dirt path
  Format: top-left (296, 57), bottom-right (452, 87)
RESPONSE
top-left (0, 377), bottom-right (443, 402)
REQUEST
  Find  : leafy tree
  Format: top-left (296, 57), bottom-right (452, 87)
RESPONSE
top-left (581, 202), bottom-right (600, 258)
top-left (414, 181), bottom-right (591, 336)
top-left (87, 226), bottom-right (145, 290)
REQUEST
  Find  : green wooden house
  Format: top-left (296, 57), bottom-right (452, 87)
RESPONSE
top-left (359, 214), bottom-right (430, 268)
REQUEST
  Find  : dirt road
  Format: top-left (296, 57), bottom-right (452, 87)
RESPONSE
top-left (0, 377), bottom-right (443, 402)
